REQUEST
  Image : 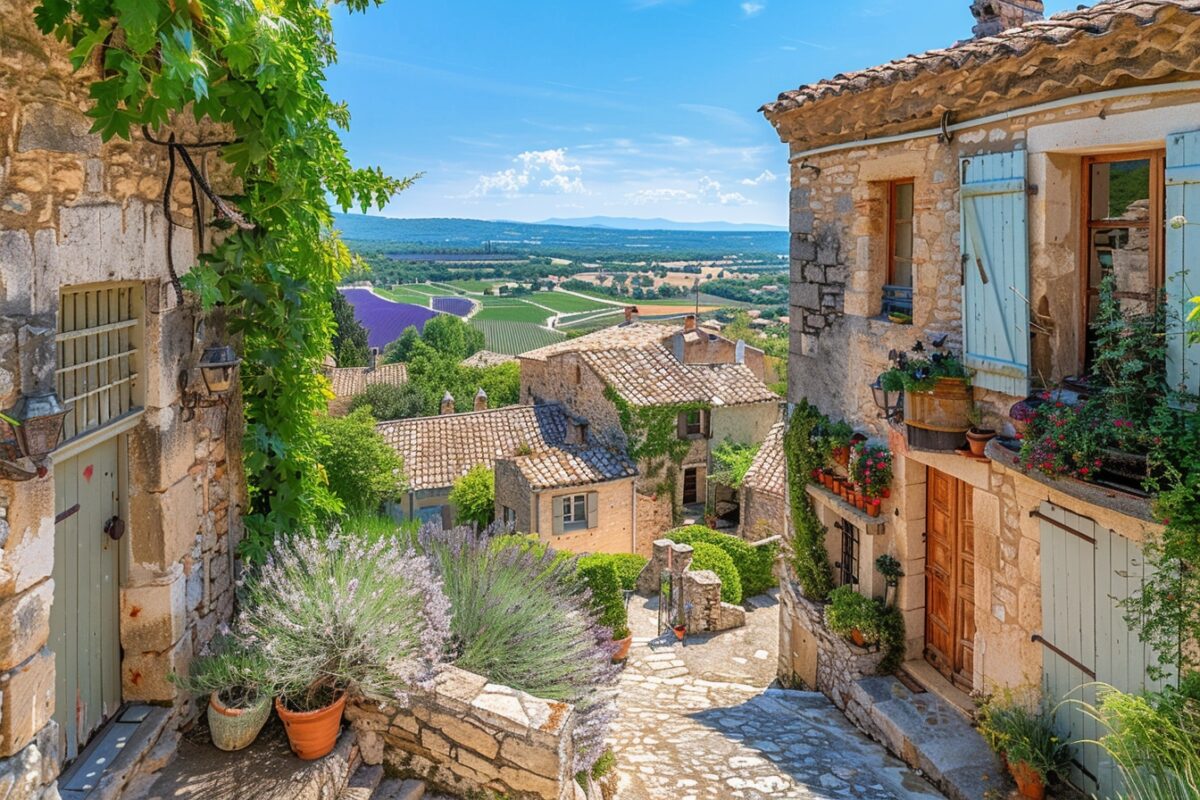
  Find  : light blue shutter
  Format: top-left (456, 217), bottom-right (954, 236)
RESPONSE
top-left (1166, 130), bottom-right (1200, 395)
top-left (960, 151), bottom-right (1030, 397)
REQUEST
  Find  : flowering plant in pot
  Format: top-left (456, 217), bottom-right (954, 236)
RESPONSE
top-left (850, 442), bottom-right (893, 501)
top-left (171, 634), bottom-right (273, 752)
top-left (238, 532), bottom-right (451, 760)
top-left (824, 586), bottom-right (881, 648)
top-left (966, 405), bottom-right (996, 456)
top-left (978, 690), bottom-right (1070, 800)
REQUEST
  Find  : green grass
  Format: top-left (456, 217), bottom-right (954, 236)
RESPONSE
top-left (444, 279), bottom-right (503, 293)
top-left (472, 301), bottom-right (552, 324)
top-left (376, 287), bottom-right (434, 306)
top-left (470, 320), bottom-right (565, 354)
top-left (527, 291), bottom-right (611, 313)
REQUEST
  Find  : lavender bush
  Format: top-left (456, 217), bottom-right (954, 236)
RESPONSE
top-left (237, 531), bottom-right (451, 711)
top-left (418, 522), bottom-right (619, 773)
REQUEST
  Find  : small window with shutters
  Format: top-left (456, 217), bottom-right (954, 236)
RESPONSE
top-left (552, 491), bottom-right (598, 533)
top-left (56, 283), bottom-right (144, 442)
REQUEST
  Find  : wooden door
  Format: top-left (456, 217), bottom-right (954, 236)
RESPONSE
top-left (925, 469), bottom-right (975, 689)
top-left (51, 437), bottom-right (123, 762)
top-left (682, 467), bottom-right (699, 505)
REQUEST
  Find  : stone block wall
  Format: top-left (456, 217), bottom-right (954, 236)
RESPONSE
top-left (347, 666), bottom-right (607, 800)
top-left (636, 539), bottom-right (746, 633)
top-left (739, 486), bottom-right (785, 542)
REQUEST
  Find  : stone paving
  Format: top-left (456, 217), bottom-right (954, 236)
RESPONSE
top-left (608, 593), bottom-right (944, 800)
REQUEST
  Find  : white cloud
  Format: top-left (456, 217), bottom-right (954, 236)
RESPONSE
top-left (740, 169), bottom-right (778, 186)
top-left (625, 176), bottom-right (753, 207)
top-left (470, 148), bottom-right (586, 197)
top-left (741, 2), bottom-right (765, 16)
top-left (699, 176), bottom-right (752, 205)
top-left (627, 188), bottom-right (696, 205)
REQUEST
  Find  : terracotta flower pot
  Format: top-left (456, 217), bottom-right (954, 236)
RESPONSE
top-left (832, 446), bottom-right (850, 467)
top-left (850, 628), bottom-right (866, 647)
top-left (1009, 760), bottom-right (1045, 800)
top-left (208, 691), bottom-right (271, 752)
top-left (673, 624), bottom-right (686, 641)
top-left (867, 501), bottom-right (881, 518)
top-left (612, 634), bottom-right (633, 661)
top-left (855, 493), bottom-right (866, 511)
top-left (276, 692), bottom-right (347, 760)
top-left (966, 427), bottom-right (996, 456)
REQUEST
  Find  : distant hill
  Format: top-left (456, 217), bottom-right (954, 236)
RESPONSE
top-left (333, 214), bottom-right (788, 261)
top-left (535, 216), bottom-right (787, 233)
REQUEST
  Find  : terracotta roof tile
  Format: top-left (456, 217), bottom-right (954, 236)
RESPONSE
top-left (742, 422), bottom-right (785, 498)
top-left (460, 350), bottom-right (518, 368)
top-left (518, 322), bottom-right (672, 362)
top-left (327, 363), bottom-right (408, 398)
top-left (510, 446), bottom-right (637, 490)
top-left (579, 348), bottom-right (778, 408)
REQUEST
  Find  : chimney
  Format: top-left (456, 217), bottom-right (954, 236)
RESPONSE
top-left (566, 416), bottom-right (589, 445)
top-left (735, 339), bottom-right (746, 365)
top-left (684, 314), bottom-right (697, 332)
top-left (440, 391), bottom-right (455, 415)
top-left (369, 347), bottom-right (379, 370)
top-left (623, 305), bottom-right (639, 324)
top-left (970, 0), bottom-right (1043, 38)
top-left (474, 387), bottom-right (488, 412)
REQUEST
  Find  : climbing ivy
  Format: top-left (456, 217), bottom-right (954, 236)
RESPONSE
top-left (605, 386), bottom-right (707, 517)
top-left (34, 0), bottom-right (414, 560)
top-left (783, 399), bottom-right (835, 600)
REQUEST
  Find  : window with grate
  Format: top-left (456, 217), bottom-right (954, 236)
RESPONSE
top-left (836, 519), bottom-right (860, 587)
top-left (56, 284), bottom-right (144, 441)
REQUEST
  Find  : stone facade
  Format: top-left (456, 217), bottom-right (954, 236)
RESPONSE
top-left (0, 1), bottom-right (243, 795)
top-left (346, 666), bottom-right (610, 800)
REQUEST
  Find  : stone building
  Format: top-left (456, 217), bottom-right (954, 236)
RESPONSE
top-left (738, 421), bottom-right (786, 542)
top-left (519, 314), bottom-right (781, 548)
top-left (0, 0), bottom-right (244, 795)
top-left (376, 403), bottom-right (638, 554)
top-left (763, 1), bottom-right (1200, 795)
top-left (325, 360), bottom-right (408, 416)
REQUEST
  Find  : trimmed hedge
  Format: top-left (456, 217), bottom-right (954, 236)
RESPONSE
top-left (688, 542), bottom-right (742, 605)
top-left (665, 526), bottom-right (778, 598)
top-left (577, 555), bottom-right (629, 639)
top-left (597, 553), bottom-right (649, 590)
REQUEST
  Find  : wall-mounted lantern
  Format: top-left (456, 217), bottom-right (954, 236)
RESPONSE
top-left (870, 376), bottom-right (902, 423)
top-left (0, 391), bottom-right (68, 480)
top-left (179, 345), bottom-right (242, 421)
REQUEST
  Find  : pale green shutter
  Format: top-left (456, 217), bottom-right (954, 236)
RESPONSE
top-left (960, 151), bottom-right (1030, 397)
top-left (552, 496), bottom-right (564, 534)
top-left (1166, 130), bottom-right (1200, 395)
top-left (587, 492), bottom-right (599, 529)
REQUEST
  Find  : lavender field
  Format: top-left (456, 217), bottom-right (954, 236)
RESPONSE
top-left (340, 288), bottom-right (440, 349)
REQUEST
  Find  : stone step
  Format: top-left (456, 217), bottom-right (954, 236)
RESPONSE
top-left (340, 765), bottom-right (385, 800)
top-left (373, 778), bottom-right (426, 800)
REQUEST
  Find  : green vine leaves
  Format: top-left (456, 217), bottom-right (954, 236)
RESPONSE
top-left (34, 0), bottom-right (414, 560)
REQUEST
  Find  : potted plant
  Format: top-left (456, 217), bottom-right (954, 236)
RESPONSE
top-left (825, 420), bottom-right (855, 467)
top-left (672, 623), bottom-right (686, 641)
top-left (966, 406), bottom-right (996, 456)
top-left (880, 340), bottom-right (972, 449)
top-left (978, 692), bottom-right (1070, 800)
top-left (824, 585), bottom-right (881, 648)
top-left (238, 533), bottom-right (451, 760)
top-left (172, 635), bottom-right (273, 752)
top-left (867, 498), bottom-right (881, 517)
top-left (875, 554), bottom-right (903, 606)
top-left (850, 442), bottom-right (893, 502)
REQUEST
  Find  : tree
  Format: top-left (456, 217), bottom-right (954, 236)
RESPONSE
top-left (421, 314), bottom-right (484, 361)
top-left (314, 409), bottom-right (406, 515)
top-left (331, 291), bottom-right (369, 367)
top-left (449, 464), bottom-right (495, 528)
top-left (382, 327), bottom-right (423, 365)
top-left (468, 362), bottom-right (520, 408)
top-left (349, 383), bottom-right (427, 421)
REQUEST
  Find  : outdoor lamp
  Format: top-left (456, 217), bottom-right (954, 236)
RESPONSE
top-left (0, 391), bottom-right (67, 480)
top-left (870, 376), bottom-right (902, 422)
top-left (179, 344), bottom-right (242, 421)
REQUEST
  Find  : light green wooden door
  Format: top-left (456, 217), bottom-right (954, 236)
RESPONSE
top-left (1038, 501), bottom-right (1175, 798)
top-left (51, 437), bottom-right (123, 762)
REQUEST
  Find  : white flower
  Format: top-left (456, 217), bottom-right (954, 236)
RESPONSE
top-left (1170, 215), bottom-right (1189, 229)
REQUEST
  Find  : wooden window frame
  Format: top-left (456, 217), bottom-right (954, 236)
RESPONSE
top-left (886, 179), bottom-right (915, 289)
top-left (559, 493), bottom-right (587, 531)
top-left (1077, 150), bottom-right (1165, 368)
top-left (684, 409), bottom-right (703, 437)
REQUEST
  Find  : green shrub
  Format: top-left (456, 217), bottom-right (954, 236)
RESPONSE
top-left (314, 409), bottom-right (406, 514)
top-left (824, 585), bottom-right (881, 643)
top-left (688, 542), bottom-right (742, 605)
top-left (978, 690), bottom-right (1071, 781)
top-left (607, 553), bottom-right (649, 590)
top-left (1084, 685), bottom-right (1200, 798)
top-left (349, 382), bottom-right (427, 421)
top-left (577, 556), bottom-right (629, 639)
top-left (665, 526), bottom-right (777, 598)
top-left (449, 464), bottom-right (495, 528)
top-left (784, 400), bottom-right (835, 600)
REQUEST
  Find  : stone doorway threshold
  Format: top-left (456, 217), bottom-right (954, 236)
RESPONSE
top-left (899, 659), bottom-right (977, 720)
top-left (59, 704), bottom-right (172, 800)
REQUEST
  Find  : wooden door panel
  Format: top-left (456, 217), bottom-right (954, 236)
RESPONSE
top-left (925, 469), bottom-right (975, 688)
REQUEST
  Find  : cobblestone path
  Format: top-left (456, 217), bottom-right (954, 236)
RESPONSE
top-left (608, 594), bottom-right (943, 800)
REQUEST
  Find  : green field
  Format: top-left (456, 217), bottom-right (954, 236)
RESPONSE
top-left (526, 291), bottom-right (612, 313)
top-left (376, 287), bottom-right (436, 305)
top-left (471, 302), bottom-right (552, 324)
top-left (443, 279), bottom-right (503, 293)
top-left (470, 320), bottom-right (565, 354)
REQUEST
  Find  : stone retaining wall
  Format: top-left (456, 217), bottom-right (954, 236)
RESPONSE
top-left (635, 539), bottom-right (746, 634)
top-left (347, 666), bottom-right (607, 800)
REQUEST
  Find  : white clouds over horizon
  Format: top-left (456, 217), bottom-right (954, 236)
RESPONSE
top-left (627, 175), bottom-right (752, 207)
top-left (740, 169), bottom-right (777, 186)
top-left (470, 148), bottom-right (587, 197)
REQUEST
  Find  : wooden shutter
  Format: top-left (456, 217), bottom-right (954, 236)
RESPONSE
top-left (552, 496), bottom-right (565, 534)
top-left (1166, 130), bottom-right (1200, 394)
top-left (701, 410), bottom-right (711, 439)
top-left (676, 412), bottom-right (688, 439)
top-left (586, 492), bottom-right (599, 529)
top-left (960, 151), bottom-right (1030, 397)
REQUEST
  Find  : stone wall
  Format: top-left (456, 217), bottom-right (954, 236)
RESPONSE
top-left (776, 571), bottom-right (884, 709)
top-left (0, 1), bottom-right (243, 795)
top-left (347, 666), bottom-right (608, 800)
top-left (636, 539), bottom-right (746, 633)
top-left (739, 487), bottom-right (785, 542)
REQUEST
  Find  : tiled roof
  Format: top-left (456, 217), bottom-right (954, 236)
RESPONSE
top-left (762, 1), bottom-right (1200, 117)
top-left (460, 350), bottom-right (518, 369)
top-left (518, 322), bottom-right (672, 362)
top-left (579, 349), bottom-right (778, 408)
top-left (742, 422), bottom-right (785, 498)
top-left (377, 404), bottom-right (635, 492)
top-left (327, 363), bottom-right (408, 398)
top-left (511, 446), bottom-right (637, 490)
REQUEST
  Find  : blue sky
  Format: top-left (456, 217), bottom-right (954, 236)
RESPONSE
top-left (327, 0), bottom-right (1073, 227)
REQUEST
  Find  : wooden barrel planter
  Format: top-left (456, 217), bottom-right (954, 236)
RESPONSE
top-left (904, 378), bottom-right (971, 451)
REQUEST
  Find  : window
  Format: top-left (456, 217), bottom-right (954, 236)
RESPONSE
top-left (685, 409), bottom-right (703, 436)
top-left (559, 494), bottom-right (587, 532)
top-left (1081, 152), bottom-right (1165, 367)
top-left (573, 363), bottom-right (582, 385)
top-left (501, 506), bottom-right (516, 527)
top-left (884, 179), bottom-right (915, 316)
top-left (835, 519), bottom-right (860, 587)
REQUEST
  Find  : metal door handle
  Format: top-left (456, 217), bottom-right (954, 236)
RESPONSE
top-left (104, 516), bottom-right (126, 541)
